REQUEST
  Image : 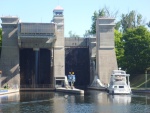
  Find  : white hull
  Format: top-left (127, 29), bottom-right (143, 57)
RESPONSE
top-left (108, 87), bottom-right (131, 95)
top-left (108, 69), bottom-right (132, 95)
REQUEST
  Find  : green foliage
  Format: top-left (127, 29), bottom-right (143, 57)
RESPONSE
top-left (89, 7), bottom-right (118, 34)
top-left (0, 28), bottom-right (2, 56)
top-left (147, 21), bottom-right (150, 28)
top-left (114, 21), bottom-right (121, 30)
top-left (4, 84), bottom-right (9, 89)
top-left (90, 11), bottom-right (100, 34)
top-left (115, 26), bottom-right (150, 76)
top-left (120, 10), bottom-right (143, 32)
top-left (83, 30), bottom-right (91, 38)
top-left (123, 26), bottom-right (150, 74)
top-left (114, 30), bottom-right (125, 68)
top-left (0, 28), bottom-right (2, 44)
top-left (88, 8), bottom-right (150, 77)
top-left (114, 11), bottom-right (150, 76)
top-left (130, 74), bottom-right (150, 88)
top-left (68, 31), bottom-right (79, 38)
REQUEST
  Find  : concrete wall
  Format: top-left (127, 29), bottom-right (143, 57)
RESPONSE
top-left (88, 38), bottom-right (96, 84)
top-left (96, 18), bottom-right (118, 84)
top-left (53, 15), bottom-right (65, 78)
top-left (0, 16), bottom-right (118, 88)
top-left (65, 38), bottom-right (89, 47)
top-left (0, 17), bottom-right (20, 87)
top-left (65, 37), bottom-right (96, 85)
top-left (18, 22), bottom-right (56, 48)
top-left (65, 48), bottom-right (90, 87)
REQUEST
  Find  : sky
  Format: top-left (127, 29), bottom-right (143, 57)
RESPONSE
top-left (0, 0), bottom-right (150, 37)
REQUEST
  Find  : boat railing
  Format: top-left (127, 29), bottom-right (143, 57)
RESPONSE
top-left (112, 70), bottom-right (126, 74)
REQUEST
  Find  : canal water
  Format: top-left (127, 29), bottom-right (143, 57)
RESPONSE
top-left (0, 90), bottom-right (150, 113)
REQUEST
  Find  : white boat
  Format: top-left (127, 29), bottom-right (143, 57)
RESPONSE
top-left (107, 69), bottom-right (131, 95)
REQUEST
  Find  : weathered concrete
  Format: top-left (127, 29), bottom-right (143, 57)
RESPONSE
top-left (56, 87), bottom-right (84, 94)
top-left (65, 38), bottom-right (89, 47)
top-left (96, 18), bottom-right (118, 84)
top-left (18, 23), bottom-right (56, 48)
top-left (88, 38), bottom-right (96, 84)
top-left (0, 6), bottom-right (118, 90)
top-left (0, 17), bottom-right (20, 87)
top-left (52, 6), bottom-right (65, 86)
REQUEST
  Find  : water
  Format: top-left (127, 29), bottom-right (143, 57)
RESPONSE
top-left (0, 90), bottom-right (150, 113)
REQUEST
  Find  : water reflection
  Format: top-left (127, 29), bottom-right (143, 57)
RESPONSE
top-left (52, 92), bottom-right (85, 113)
top-left (84, 90), bottom-right (132, 113)
top-left (0, 92), bottom-right (20, 103)
top-left (108, 95), bottom-right (131, 104)
top-left (20, 91), bottom-right (54, 102)
top-left (0, 92), bottom-right (20, 113)
top-left (0, 90), bottom-right (149, 113)
top-left (86, 90), bottom-right (132, 105)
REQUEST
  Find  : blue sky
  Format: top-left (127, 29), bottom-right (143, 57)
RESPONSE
top-left (0, 0), bottom-right (150, 37)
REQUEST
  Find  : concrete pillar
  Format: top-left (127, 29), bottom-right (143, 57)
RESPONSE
top-left (0, 17), bottom-right (20, 88)
top-left (53, 6), bottom-right (65, 85)
top-left (96, 18), bottom-right (118, 84)
top-left (53, 46), bottom-right (65, 77)
top-left (89, 38), bottom-right (96, 84)
top-left (33, 48), bottom-right (39, 87)
top-left (50, 48), bottom-right (54, 87)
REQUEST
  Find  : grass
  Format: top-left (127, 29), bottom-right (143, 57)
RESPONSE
top-left (130, 74), bottom-right (150, 88)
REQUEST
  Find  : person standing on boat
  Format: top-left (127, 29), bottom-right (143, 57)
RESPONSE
top-left (71, 72), bottom-right (76, 89)
top-left (68, 72), bottom-right (76, 89)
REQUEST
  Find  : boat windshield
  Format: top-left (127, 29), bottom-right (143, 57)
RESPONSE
top-left (112, 70), bottom-right (126, 74)
top-left (113, 81), bottom-right (126, 85)
top-left (114, 75), bottom-right (126, 81)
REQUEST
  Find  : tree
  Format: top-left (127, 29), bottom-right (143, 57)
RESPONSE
top-left (90, 7), bottom-right (119, 34)
top-left (83, 30), bottom-right (91, 38)
top-left (120, 10), bottom-right (143, 32)
top-left (147, 21), bottom-right (150, 28)
top-left (114, 30), bottom-right (125, 68)
top-left (90, 11), bottom-right (101, 34)
top-left (0, 28), bottom-right (2, 56)
top-left (123, 26), bottom-right (150, 74)
top-left (68, 31), bottom-right (79, 38)
top-left (114, 21), bottom-right (121, 30)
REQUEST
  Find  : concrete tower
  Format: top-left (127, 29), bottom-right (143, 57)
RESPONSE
top-left (96, 18), bottom-right (118, 84)
top-left (52, 6), bottom-right (65, 85)
top-left (0, 17), bottom-right (20, 87)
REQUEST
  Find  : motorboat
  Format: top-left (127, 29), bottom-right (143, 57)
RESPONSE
top-left (107, 69), bottom-right (131, 94)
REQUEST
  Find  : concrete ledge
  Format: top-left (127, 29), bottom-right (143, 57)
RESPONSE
top-left (0, 89), bottom-right (19, 95)
top-left (56, 88), bottom-right (84, 95)
top-left (88, 86), bottom-right (107, 91)
top-left (20, 88), bottom-right (55, 91)
top-left (131, 88), bottom-right (150, 93)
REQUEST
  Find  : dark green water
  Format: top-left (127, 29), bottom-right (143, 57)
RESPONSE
top-left (0, 90), bottom-right (150, 113)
